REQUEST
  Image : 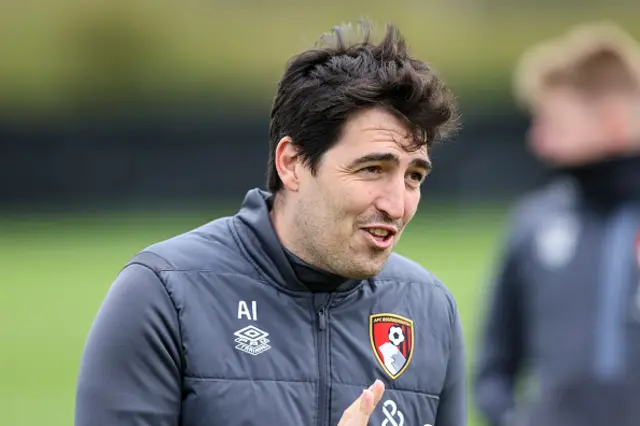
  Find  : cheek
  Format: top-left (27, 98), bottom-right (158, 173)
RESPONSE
top-left (318, 181), bottom-right (366, 227)
top-left (404, 190), bottom-right (420, 222)
top-left (532, 120), bottom-right (583, 153)
top-left (341, 183), bottom-right (375, 210)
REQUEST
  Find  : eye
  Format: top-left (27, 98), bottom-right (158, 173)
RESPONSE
top-left (407, 171), bottom-right (425, 184)
top-left (360, 165), bottom-right (383, 175)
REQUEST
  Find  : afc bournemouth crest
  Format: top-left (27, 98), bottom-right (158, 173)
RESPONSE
top-left (369, 313), bottom-right (414, 379)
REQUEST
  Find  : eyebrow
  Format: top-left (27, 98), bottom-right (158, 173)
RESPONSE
top-left (347, 152), bottom-right (432, 172)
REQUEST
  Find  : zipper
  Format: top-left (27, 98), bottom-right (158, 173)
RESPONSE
top-left (316, 295), bottom-right (333, 426)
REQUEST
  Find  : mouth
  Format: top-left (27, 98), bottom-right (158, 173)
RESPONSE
top-left (361, 225), bottom-right (398, 249)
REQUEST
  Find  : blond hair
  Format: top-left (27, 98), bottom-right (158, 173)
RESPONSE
top-left (513, 22), bottom-right (640, 110)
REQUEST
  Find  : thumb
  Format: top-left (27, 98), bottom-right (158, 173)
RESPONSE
top-left (359, 380), bottom-right (385, 416)
top-left (358, 389), bottom-right (376, 416)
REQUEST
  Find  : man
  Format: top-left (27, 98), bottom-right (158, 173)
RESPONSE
top-left (473, 23), bottom-right (640, 426)
top-left (74, 20), bottom-right (465, 426)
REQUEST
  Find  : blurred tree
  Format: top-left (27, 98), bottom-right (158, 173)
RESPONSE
top-left (62, 1), bottom-right (166, 108)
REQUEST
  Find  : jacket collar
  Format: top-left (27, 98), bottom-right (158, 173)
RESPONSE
top-left (559, 154), bottom-right (640, 209)
top-left (232, 188), bottom-right (363, 295)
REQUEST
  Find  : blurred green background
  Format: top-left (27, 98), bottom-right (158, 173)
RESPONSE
top-left (2, 0), bottom-right (639, 425)
top-left (2, 0), bottom-right (640, 114)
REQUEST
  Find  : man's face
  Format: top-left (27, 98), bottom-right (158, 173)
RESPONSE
top-left (528, 87), bottom-right (612, 166)
top-left (290, 108), bottom-right (430, 279)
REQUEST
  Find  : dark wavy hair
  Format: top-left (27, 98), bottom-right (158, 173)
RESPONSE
top-left (267, 19), bottom-right (460, 193)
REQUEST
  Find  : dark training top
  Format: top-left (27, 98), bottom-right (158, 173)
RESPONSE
top-left (75, 188), bottom-right (467, 426)
top-left (474, 155), bottom-right (640, 426)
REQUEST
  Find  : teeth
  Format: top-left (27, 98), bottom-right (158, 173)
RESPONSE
top-left (368, 228), bottom-right (390, 237)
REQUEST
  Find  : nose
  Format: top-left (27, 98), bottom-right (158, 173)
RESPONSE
top-left (373, 177), bottom-right (406, 221)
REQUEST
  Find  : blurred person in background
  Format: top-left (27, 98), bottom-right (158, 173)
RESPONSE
top-left (473, 22), bottom-right (640, 426)
top-left (74, 20), bottom-right (466, 426)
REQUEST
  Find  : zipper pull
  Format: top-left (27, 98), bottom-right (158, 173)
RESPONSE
top-left (318, 307), bottom-right (327, 331)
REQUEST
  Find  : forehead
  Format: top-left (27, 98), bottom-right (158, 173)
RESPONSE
top-left (331, 108), bottom-right (428, 159)
top-left (536, 88), bottom-right (590, 116)
top-left (540, 86), bottom-right (594, 107)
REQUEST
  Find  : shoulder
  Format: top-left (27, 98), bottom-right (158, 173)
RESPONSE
top-left (376, 252), bottom-right (441, 287)
top-left (128, 215), bottom-right (242, 273)
top-left (503, 176), bottom-right (580, 249)
top-left (516, 176), bottom-right (578, 219)
top-left (376, 253), bottom-right (458, 321)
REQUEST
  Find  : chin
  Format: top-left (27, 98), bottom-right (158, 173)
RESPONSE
top-left (342, 259), bottom-right (389, 280)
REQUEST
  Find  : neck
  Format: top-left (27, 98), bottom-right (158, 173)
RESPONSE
top-left (561, 153), bottom-right (640, 206)
top-left (269, 193), bottom-right (297, 255)
top-left (270, 192), bottom-right (351, 292)
top-left (607, 135), bottom-right (640, 158)
top-left (269, 193), bottom-right (319, 269)
top-left (627, 138), bottom-right (640, 155)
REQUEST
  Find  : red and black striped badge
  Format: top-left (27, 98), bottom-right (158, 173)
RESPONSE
top-left (369, 313), bottom-right (414, 380)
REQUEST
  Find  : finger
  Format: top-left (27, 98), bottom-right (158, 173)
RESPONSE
top-left (358, 389), bottom-right (375, 416)
top-left (368, 379), bottom-right (386, 406)
top-left (342, 380), bottom-right (386, 420)
top-left (338, 389), bottom-right (371, 426)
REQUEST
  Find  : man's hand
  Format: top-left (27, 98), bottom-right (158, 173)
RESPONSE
top-left (338, 379), bottom-right (386, 426)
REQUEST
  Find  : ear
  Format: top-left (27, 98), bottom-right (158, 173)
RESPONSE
top-left (274, 136), bottom-right (303, 192)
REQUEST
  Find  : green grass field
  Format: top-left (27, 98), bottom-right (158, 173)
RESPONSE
top-left (0, 205), bottom-right (509, 425)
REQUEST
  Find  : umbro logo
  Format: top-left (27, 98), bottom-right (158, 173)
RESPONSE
top-left (234, 325), bottom-right (271, 356)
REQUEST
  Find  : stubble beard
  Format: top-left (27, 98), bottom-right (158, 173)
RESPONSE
top-left (294, 222), bottom-right (391, 279)
top-left (291, 197), bottom-right (394, 280)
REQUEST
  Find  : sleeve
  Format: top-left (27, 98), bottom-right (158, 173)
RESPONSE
top-left (74, 263), bottom-right (183, 426)
top-left (434, 302), bottom-right (467, 426)
top-left (473, 206), bottom-right (528, 426)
